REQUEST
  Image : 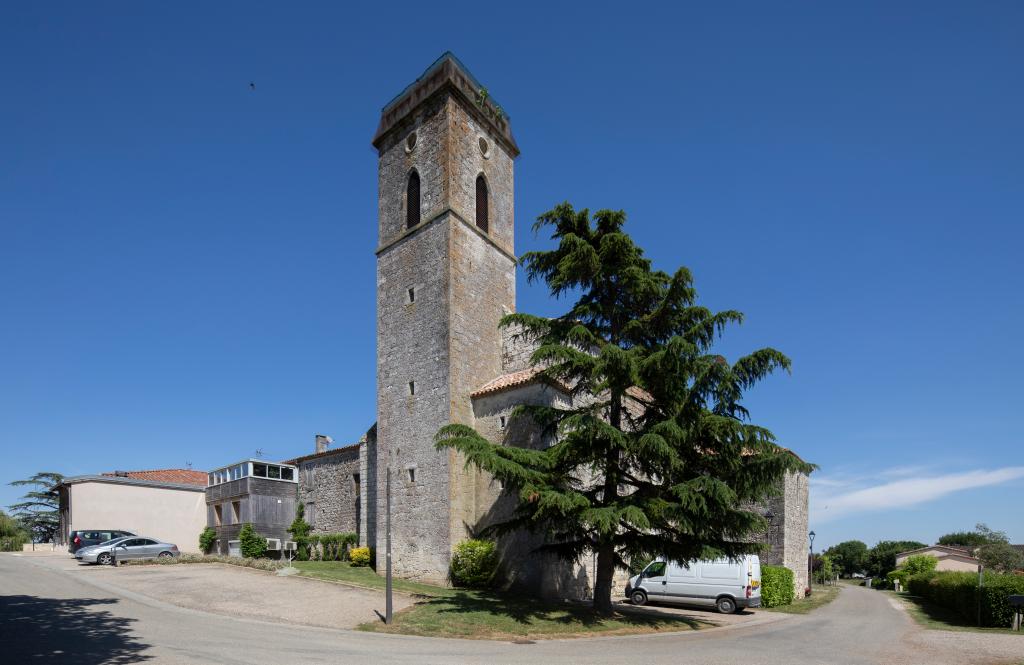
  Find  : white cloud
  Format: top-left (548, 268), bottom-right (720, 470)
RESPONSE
top-left (812, 466), bottom-right (1024, 523)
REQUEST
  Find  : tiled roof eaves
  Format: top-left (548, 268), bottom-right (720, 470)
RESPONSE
top-left (284, 442), bottom-right (362, 466)
top-left (60, 475), bottom-right (206, 492)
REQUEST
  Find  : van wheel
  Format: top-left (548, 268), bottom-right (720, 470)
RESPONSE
top-left (716, 597), bottom-right (737, 614)
top-left (630, 590), bottom-right (648, 606)
top-left (97, 553), bottom-right (112, 566)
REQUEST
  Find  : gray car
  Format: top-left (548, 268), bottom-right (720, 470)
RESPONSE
top-left (75, 536), bottom-right (180, 565)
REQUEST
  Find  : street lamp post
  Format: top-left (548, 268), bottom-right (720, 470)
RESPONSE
top-left (808, 530), bottom-right (816, 588)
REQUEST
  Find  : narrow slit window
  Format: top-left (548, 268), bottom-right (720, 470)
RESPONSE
top-left (407, 468), bottom-right (416, 483)
top-left (475, 174), bottom-right (488, 232)
top-left (407, 171), bottom-right (420, 229)
top-left (408, 381), bottom-right (416, 395)
top-left (408, 287), bottom-right (415, 303)
top-left (499, 415), bottom-right (507, 430)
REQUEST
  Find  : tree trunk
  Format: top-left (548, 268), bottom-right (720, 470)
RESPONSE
top-left (593, 540), bottom-right (617, 616)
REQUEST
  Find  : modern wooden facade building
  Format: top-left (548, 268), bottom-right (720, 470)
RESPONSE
top-left (204, 460), bottom-right (297, 556)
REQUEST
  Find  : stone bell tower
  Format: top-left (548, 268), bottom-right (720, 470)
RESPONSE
top-left (371, 53), bottom-right (519, 581)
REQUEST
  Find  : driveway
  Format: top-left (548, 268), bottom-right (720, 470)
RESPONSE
top-left (2, 553), bottom-right (1022, 664)
top-left (20, 552), bottom-right (414, 630)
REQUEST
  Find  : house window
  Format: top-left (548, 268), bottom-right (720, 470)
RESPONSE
top-left (475, 174), bottom-right (488, 232)
top-left (407, 467), bottom-right (416, 484)
top-left (213, 504), bottom-right (222, 526)
top-left (407, 287), bottom-right (415, 304)
top-left (407, 170), bottom-right (420, 229)
top-left (231, 501), bottom-right (241, 524)
top-left (408, 381), bottom-right (416, 396)
top-left (253, 463), bottom-right (267, 478)
top-left (353, 473), bottom-right (361, 497)
top-left (280, 467), bottom-right (294, 481)
top-left (499, 415), bottom-right (507, 430)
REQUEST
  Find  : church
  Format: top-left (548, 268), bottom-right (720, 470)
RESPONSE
top-left (283, 53), bottom-right (809, 599)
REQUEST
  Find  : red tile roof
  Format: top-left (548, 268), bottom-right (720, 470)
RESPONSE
top-left (102, 469), bottom-right (208, 487)
top-left (471, 367), bottom-right (570, 398)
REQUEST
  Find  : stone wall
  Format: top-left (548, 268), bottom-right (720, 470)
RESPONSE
top-left (296, 446), bottom-right (361, 535)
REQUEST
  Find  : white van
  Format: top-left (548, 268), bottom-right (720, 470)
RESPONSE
top-left (625, 555), bottom-right (762, 613)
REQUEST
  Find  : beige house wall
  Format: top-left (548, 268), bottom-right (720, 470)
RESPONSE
top-left (935, 557), bottom-right (980, 572)
top-left (68, 482), bottom-right (206, 553)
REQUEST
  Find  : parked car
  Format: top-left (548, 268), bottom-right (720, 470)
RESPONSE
top-left (75, 536), bottom-right (179, 565)
top-left (625, 555), bottom-right (762, 614)
top-left (68, 530), bottom-right (136, 554)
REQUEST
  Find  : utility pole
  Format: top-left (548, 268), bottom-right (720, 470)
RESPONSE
top-left (385, 467), bottom-right (393, 625)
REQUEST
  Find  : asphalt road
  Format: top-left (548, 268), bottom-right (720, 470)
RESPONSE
top-left (2, 554), bottom-right (1021, 665)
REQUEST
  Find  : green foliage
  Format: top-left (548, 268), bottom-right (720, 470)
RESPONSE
top-left (434, 203), bottom-right (813, 614)
top-left (815, 554), bottom-right (835, 584)
top-left (977, 542), bottom-right (1024, 573)
top-left (888, 554), bottom-right (938, 585)
top-left (824, 540), bottom-right (868, 577)
top-left (238, 523), bottom-right (268, 559)
top-left (760, 565), bottom-right (794, 607)
top-left (937, 523), bottom-right (1008, 550)
top-left (8, 472), bottom-right (64, 542)
top-left (450, 539), bottom-right (500, 589)
top-left (198, 527), bottom-right (217, 554)
top-left (349, 546), bottom-right (371, 567)
top-left (865, 540), bottom-right (927, 578)
top-left (907, 570), bottom-right (1024, 627)
top-left (287, 504), bottom-right (312, 560)
top-left (0, 509), bottom-right (29, 552)
top-left (318, 532), bottom-right (358, 561)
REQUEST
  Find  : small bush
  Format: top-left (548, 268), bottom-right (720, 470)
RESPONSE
top-left (238, 523), bottom-right (268, 559)
top-left (349, 546), bottom-right (371, 567)
top-left (450, 539), bottom-right (499, 589)
top-left (318, 532), bottom-right (358, 561)
top-left (760, 565), bottom-right (795, 607)
top-left (199, 527), bottom-right (217, 554)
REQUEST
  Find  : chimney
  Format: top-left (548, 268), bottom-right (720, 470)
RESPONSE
top-left (315, 434), bottom-right (331, 454)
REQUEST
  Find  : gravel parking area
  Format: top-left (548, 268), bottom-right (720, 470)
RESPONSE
top-left (30, 554), bottom-right (414, 630)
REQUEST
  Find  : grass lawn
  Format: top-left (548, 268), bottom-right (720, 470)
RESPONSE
top-left (888, 591), bottom-right (1024, 636)
top-left (293, 561), bottom-right (715, 640)
top-left (762, 583), bottom-right (841, 614)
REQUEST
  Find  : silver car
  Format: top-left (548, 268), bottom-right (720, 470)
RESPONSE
top-left (75, 536), bottom-right (180, 565)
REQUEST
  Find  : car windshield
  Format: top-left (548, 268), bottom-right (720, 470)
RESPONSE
top-left (643, 561), bottom-right (667, 577)
top-left (98, 537), bottom-right (130, 546)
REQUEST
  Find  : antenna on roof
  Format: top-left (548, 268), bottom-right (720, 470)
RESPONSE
top-left (255, 448), bottom-right (265, 458)
top-left (186, 461), bottom-right (193, 470)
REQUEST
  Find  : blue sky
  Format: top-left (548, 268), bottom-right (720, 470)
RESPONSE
top-left (2, 2), bottom-right (1022, 549)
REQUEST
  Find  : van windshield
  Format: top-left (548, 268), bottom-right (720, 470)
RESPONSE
top-left (643, 561), bottom-right (666, 578)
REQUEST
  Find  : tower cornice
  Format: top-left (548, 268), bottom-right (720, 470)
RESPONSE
top-left (372, 52), bottom-right (520, 158)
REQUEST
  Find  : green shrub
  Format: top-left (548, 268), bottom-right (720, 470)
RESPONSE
top-left (907, 570), bottom-right (1024, 627)
top-left (349, 546), bottom-right (371, 567)
top-left (318, 532), bottom-right (358, 561)
top-left (198, 527), bottom-right (217, 554)
top-left (449, 539), bottom-right (499, 589)
top-left (0, 510), bottom-right (29, 551)
top-left (760, 565), bottom-right (795, 607)
top-left (238, 523), bottom-right (268, 559)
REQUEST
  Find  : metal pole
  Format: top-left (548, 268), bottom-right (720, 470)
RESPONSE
top-left (977, 564), bottom-right (983, 627)
top-left (385, 467), bottom-right (393, 625)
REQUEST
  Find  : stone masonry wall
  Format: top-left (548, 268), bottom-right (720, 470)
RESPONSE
top-left (296, 446), bottom-right (361, 535)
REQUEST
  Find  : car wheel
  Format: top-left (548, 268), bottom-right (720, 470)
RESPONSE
top-left (158, 551), bottom-right (173, 558)
top-left (716, 597), bottom-right (737, 614)
top-left (97, 553), bottom-right (112, 566)
top-left (630, 590), bottom-right (648, 606)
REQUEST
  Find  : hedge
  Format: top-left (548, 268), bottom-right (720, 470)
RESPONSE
top-left (450, 539), bottom-right (499, 589)
top-left (761, 565), bottom-right (795, 607)
top-left (906, 570), bottom-right (1024, 627)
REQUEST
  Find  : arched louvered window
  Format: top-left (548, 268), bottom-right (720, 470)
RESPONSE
top-left (475, 174), bottom-right (488, 232)
top-left (406, 171), bottom-right (420, 230)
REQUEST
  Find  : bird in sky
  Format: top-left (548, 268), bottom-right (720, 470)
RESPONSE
top-left (249, 81), bottom-right (255, 91)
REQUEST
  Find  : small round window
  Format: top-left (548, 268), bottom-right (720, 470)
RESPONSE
top-left (405, 132), bottom-right (417, 153)
top-left (479, 137), bottom-right (491, 159)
